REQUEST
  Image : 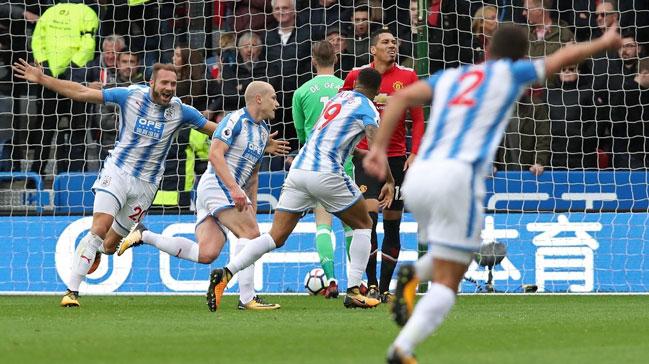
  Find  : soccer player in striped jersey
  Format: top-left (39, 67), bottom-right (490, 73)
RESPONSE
top-left (12, 61), bottom-right (286, 308)
top-left (291, 41), bottom-right (351, 299)
top-left (119, 81), bottom-right (284, 310)
top-left (363, 24), bottom-right (623, 363)
top-left (207, 68), bottom-right (395, 311)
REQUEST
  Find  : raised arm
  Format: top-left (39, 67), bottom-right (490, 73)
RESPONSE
top-left (545, 24), bottom-right (622, 76)
top-left (12, 58), bottom-right (103, 104)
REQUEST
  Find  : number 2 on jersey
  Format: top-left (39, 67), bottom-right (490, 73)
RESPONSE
top-left (318, 102), bottom-right (342, 130)
top-left (449, 70), bottom-right (485, 107)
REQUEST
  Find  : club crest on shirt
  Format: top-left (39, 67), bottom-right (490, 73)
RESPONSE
top-left (393, 81), bottom-right (404, 90)
top-left (164, 105), bottom-right (177, 120)
top-left (359, 184), bottom-right (367, 193)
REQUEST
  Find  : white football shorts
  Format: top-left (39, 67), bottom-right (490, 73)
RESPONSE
top-left (402, 159), bottom-right (485, 264)
top-left (92, 161), bottom-right (157, 236)
top-left (195, 171), bottom-right (251, 235)
top-left (276, 169), bottom-right (362, 214)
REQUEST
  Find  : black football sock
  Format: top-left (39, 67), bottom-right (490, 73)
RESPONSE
top-left (379, 219), bottom-right (401, 293)
top-left (365, 212), bottom-right (379, 287)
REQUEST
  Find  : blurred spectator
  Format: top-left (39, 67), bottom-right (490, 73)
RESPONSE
top-left (0, 2), bottom-right (38, 172)
top-left (172, 43), bottom-right (210, 111)
top-left (210, 32), bottom-right (271, 113)
top-left (593, 0), bottom-right (619, 40)
top-left (298, 0), bottom-right (352, 41)
top-left (497, 0), bottom-right (574, 175)
top-left (426, 0), bottom-right (473, 74)
top-left (471, 5), bottom-right (498, 64)
top-left (393, 0), bottom-right (418, 68)
top-left (547, 64), bottom-right (600, 169)
top-left (325, 25), bottom-right (355, 79)
top-left (556, 0), bottom-right (597, 42)
top-left (265, 0), bottom-right (311, 149)
top-left (600, 31), bottom-right (648, 169)
top-left (346, 3), bottom-right (375, 67)
top-left (98, 49), bottom-right (145, 160)
top-left (231, 0), bottom-right (275, 33)
top-left (79, 34), bottom-right (126, 89)
top-left (30, 2), bottom-right (98, 176)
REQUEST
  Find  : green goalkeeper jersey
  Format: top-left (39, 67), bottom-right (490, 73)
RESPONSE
top-left (292, 74), bottom-right (344, 144)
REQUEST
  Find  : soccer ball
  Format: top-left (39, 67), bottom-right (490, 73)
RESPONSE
top-left (304, 268), bottom-right (327, 295)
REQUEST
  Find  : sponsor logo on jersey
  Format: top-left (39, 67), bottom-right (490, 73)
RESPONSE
top-left (134, 118), bottom-right (165, 140)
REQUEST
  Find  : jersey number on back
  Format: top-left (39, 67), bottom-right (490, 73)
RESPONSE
top-left (449, 70), bottom-right (485, 107)
top-left (317, 102), bottom-right (342, 130)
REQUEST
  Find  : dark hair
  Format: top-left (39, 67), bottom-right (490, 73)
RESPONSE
top-left (356, 67), bottom-right (382, 91)
top-left (151, 63), bottom-right (177, 78)
top-left (353, 4), bottom-right (369, 14)
top-left (621, 28), bottom-right (636, 41)
top-left (489, 24), bottom-right (529, 61)
top-left (370, 28), bottom-right (394, 46)
top-left (312, 41), bottom-right (336, 68)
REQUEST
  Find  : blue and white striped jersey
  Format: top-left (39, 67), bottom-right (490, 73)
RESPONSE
top-left (206, 107), bottom-right (270, 187)
top-left (292, 90), bottom-right (379, 174)
top-left (102, 84), bottom-right (207, 184)
top-left (418, 59), bottom-right (545, 172)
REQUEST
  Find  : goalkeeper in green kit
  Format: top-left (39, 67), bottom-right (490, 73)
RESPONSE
top-left (291, 41), bottom-right (354, 298)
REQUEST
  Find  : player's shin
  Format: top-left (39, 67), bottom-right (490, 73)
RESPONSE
top-left (379, 219), bottom-right (401, 293)
top-left (236, 238), bottom-right (256, 304)
top-left (69, 232), bottom-right (103, 291)
top-left (343, 224), bottom-right (353, 259)
top-left (365, 212), bottom-right (379, 286)
top-left (392, 283), bottom-right (456, 355)
top-left (226, 233), bottom-right (276, 275)
top-left (142, 231), bottom-right (199, 262)
top-left (348, 229), bottom-right (372, 287)
top-left (316, 224), bottom-right (336, 281)
top-left (414, 252), bottom-right (435, 282)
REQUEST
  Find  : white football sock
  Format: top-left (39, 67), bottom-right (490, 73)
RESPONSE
top-left (68, 232), bottom-right (103, 291)
top-left (415, 252), bottom-right (435, 282)
top-left (226, 233), bottom-right (276, 275)
top-left (236, 238), bottom-right (256, 304)
top-left (393, 283), bottom-right (456, 354)
top-left (142, 230), bottom-right (199, 262)
top-left (348, 229), bottom-right (371, 288)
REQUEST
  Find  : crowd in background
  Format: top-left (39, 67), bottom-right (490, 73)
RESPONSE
top-left (0, 0), bottom-right (648, 199)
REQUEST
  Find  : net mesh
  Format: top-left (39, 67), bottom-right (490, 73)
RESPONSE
top-left (1, 0), bottom-right (649, 294)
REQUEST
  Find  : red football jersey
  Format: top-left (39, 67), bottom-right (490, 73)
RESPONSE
top-left (341, 63), bottom-right (425, 157)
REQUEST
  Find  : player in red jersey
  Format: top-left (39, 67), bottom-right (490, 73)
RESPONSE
top-left (341, 28), bottom-right (425, 302)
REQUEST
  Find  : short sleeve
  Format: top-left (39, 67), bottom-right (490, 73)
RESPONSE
top-left (181, 104), bottom-right (208, 129)
top-left (340, 69), bottom-right (358, 91)
top-left (102, 87), bottom-right (130, 106)
top-left (357, 98), bottom-right (379, 127)
top-left (511, 59), bottom-right (546, 85)
top-left (425, 70), bottom-right (443, 91)
top-left (213, 112), bottom-right (242, 146)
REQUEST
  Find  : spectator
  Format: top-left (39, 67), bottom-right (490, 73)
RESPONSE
top-left (98, 49), bottom-right (145, 160)
top-left (471, 5), bottom-right (498, 64)
top-left (601, 31), bottom-right (648, 169)
top-left (426, 0), bottom-right (474, 74)
top-left (265, 0), bottom-right (311, 149)
top-left (231, 0), bottom-right (276, 33)
top-left (172, 43), bottom-right (210, 111)
top-left (325, 25), bottom-right (355, 79)
top-left (346, 3), bottom-right (375, 67)
top-left (594, 0), bottom-right (619, 40)
top-left (211, 32), bottom-right (271, 113)
top-left (298, 0), bottom-right (352, 41)
top-left (547, 63), bottom-right (600, 169)
top-left (556, 0), bottom-right (597, 42)
top-left (394, 0), bottom-right (421, 69)
top-left (0, 2), bottom-right (38, 172)
top-left (80, 34), bottom-right (126, 89)
top-left (30, 2), bottom-right (98, 176)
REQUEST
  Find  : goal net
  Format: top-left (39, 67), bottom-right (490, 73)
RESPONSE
top-left (1, 0), bottom-right (649, 295)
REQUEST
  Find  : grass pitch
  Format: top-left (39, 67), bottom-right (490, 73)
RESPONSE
top-left (1, 295), bottom-right (648, 364)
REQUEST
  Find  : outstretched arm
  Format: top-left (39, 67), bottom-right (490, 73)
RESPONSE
top-left (545, 24), bottom-right (622, 76)
top-left (12, 58), bottom-right (103, 104)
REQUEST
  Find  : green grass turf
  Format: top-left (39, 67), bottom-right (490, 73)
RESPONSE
top-left (1, 295), bottom-right (648, 364)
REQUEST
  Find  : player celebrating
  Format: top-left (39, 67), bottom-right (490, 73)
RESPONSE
top-left (12, 60), bottom-right (286, 308)
top-left (363, 24), bottom-right (623, 363)
top-left (207, 68), bottom-right (394, 311)
top-left (118, 81), bottom-right (284, 310)
top-left (341, 28), bottom-right (424, 302)
top-left (291, 41), bottom-right (352, 299)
